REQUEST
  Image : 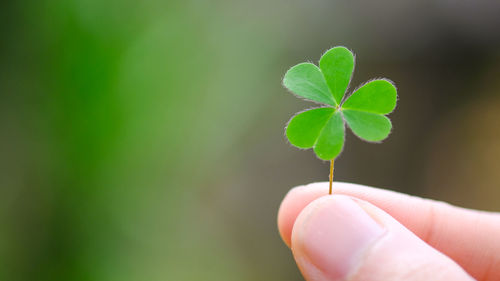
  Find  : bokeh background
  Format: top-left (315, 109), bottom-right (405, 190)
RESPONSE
top-left (2, 0), bottom-right (500, 280)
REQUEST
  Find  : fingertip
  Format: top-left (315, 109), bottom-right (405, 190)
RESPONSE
top-left (290, 195), bottom-right (474, 281)
top-left (277, 185), bottom-right (305, 247)
top-left (277, 183), bottom-right (329, 247)
top-left (290, 195), bottom-right (386, 280)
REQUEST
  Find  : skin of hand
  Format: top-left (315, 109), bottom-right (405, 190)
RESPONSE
top-left (277, 182), bottom-right (500, 281)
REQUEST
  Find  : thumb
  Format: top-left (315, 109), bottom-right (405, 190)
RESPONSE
top-left (291, 195), bottom-right (474, 281)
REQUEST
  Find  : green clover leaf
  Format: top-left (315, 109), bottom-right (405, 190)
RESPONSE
top-left (283, 46), bottom-right (397, 160)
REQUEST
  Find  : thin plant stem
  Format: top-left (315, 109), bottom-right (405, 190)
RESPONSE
top-left (329, 160), bottom-right (334, 195)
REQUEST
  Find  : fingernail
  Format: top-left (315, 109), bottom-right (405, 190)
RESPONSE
top-left (292, 195), bottom-right (385, 280)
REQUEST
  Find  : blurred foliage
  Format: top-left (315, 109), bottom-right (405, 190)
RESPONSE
top-left (1, 0), bottom-right (500, 280)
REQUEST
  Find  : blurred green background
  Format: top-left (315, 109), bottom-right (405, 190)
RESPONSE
top-left (2, 0), bottom-right (500, 280)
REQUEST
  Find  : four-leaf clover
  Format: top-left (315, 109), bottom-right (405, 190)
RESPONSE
top-left (283, 46), bottom-right (397, 160)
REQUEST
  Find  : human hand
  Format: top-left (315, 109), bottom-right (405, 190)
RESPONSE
top-left (277, 182), bottom-right (500, 281)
